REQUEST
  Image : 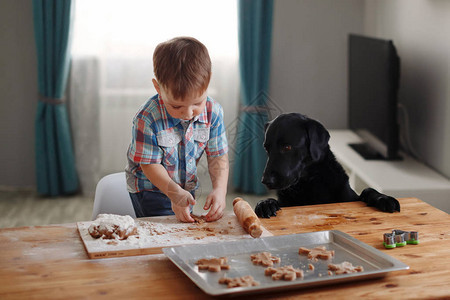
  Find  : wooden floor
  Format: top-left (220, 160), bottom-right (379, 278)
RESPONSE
top-left (0, 190), bottom-right (93, 228)
top-left (0, 190), bottom-right (273, 228)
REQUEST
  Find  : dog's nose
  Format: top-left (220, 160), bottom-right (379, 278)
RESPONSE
top-left (262, 173), bottom-right (276, 187)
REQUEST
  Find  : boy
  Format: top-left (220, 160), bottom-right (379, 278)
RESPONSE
top-left (125, 37), bottom-right (229, 223)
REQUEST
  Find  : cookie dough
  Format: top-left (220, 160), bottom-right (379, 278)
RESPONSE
top-left (190, 214), bottom-right (207, 224)
top-left (250, 252), bottom-right (281, 267)
top-left (196, 257), bottom-right (230, 272)
top-left (298, 246), bottom-right (335, 261)
top-left (328, 261), bottom-right (364, 274)
top-left (265, 265), bottom-right (304, 281)
top-left (88, 214), bottom-right (137, 240)
top-left (219, 275), bottom-right (260, 288)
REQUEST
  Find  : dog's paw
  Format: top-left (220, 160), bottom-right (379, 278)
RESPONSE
top-left (375, 195), bottom-right (400, 213)
top-left (360, 188), bottom-right (400, 213)
top-left (255, 198), bottom-right (281, 218)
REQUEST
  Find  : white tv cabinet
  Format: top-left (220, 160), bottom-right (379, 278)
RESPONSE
top-left (329, 130), bottom-right (450, 213)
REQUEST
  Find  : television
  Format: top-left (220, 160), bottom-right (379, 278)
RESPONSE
top-left (348, 34), bottom-right (401, 160)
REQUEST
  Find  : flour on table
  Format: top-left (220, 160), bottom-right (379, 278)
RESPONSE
top-left (88, 214), bottom-right (137, 240)
top-left (78, 212), bottom-right (270, 254)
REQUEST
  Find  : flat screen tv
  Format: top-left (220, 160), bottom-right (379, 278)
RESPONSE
top-left (348, 34), bottom-right (401, 160)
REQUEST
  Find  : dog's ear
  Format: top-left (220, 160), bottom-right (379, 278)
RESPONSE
top-left (305, 119), bottom-right (330, 162)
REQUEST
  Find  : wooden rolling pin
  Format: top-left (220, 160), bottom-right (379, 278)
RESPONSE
top-left (233, 197), bottom-right (262, 238)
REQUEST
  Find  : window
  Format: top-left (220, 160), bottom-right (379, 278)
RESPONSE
top-left (70, 0), bottom-right (239, 193)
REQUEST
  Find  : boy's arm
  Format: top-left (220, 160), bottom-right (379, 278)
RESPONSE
top-left (204, 153), bottom-right (229, 221)
top-left (140, 164), bottom-right (195, 222)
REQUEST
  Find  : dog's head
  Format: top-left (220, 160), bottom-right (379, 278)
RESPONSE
top-left (261, 113), bottom-right (330, 190)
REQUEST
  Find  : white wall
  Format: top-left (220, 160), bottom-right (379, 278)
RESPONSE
top-left (363, 0), bottom-right (450, 179)
top-left (269, 0), bottom-right (450, 180)
top-left (0, 0), bottom-right (37, 188)
top-left (1, 0), bottom-right (450, 189)
top-left (269, 0), bottom-right (364, 128)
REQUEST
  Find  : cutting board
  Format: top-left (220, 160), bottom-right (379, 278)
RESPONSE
top-left (77, 212), bottom-right (272, 259)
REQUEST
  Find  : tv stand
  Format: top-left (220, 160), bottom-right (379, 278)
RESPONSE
top-left (329, 130), bottom-right (450, 213)
top-left (349, 143), bottom-right (385, 160)
top-left (348, 143), bottom-right (402, 161)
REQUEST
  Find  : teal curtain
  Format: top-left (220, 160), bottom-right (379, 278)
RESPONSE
top-left (233, 0), bottom-right (274, 194)
top-left (33, 0), bottom-right (78, 196)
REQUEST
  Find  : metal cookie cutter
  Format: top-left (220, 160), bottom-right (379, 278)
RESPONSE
top-left (383, 230), bottom-right (419, 249)
top-left (407, 231), bottom-right (420, 245)
top-left (383, 233), bottom-right (396, 249)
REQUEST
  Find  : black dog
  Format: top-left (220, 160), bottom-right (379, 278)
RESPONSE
top-left (255, 113), bottom-right (400, 218)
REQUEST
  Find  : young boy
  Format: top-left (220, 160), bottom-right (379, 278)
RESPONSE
top-left (125, 37), bottom-right (229, 223)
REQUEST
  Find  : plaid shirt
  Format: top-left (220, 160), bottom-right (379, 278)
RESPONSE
top-left (126, 94), bottom-right (228, 193)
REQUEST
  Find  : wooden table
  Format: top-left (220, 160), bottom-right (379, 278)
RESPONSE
top-left (0, 198), bottom-right (449, 299)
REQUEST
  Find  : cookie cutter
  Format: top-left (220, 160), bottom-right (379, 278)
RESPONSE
top-left (383, 230), bottom-right (419, 249)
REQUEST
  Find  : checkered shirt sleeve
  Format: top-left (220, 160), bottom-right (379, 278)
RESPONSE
top-left (206, 103), bottom-right (228, 157)
top-left (128, 115), bottom-right (162, 164)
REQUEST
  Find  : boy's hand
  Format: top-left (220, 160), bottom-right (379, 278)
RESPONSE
top-left (204, 188), bottom-right (226, 222)
top-left (168, 185), bottom-right (195, 222)
top-left (171, 202), bottom-right (195, 223)
top-left (167, 182), bottom-right (196, 207)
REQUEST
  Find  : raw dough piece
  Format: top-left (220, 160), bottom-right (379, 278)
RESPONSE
top-left (265, 265), bottom-right (304, 281)
top-left (219, 275), bottom-right (260, 288)
top-left (250, 252), bottom-right (281, 267)
top-left (298, 246), bottom-right (335, 261)
top-left (88, 214), bottom-right (137, 240)
top-left (328, 261), bottom-right (364, 274)
top-left (190, 214), bottom-right (206, 224)
top-left (196, 257), bottom-right (230, 272)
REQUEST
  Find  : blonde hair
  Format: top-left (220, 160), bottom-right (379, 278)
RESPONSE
top-left (153, 37), bottom-right (211, 100)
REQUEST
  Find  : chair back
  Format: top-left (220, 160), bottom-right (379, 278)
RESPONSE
top-left (91, 172), bottom-right (136, 220)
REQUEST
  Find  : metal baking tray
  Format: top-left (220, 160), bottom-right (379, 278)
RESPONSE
top-left (163, 230), bottom-right (408, 296)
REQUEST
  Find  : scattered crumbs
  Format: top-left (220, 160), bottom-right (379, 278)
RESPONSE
top-left (78, 213), bottom-right (262, 253)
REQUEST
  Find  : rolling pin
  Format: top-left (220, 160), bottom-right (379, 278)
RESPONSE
top-left (233, 197), bottom-right (262, 238)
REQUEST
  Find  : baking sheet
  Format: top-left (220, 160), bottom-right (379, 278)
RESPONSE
top-left (163, 230), bottom-right (409, 296)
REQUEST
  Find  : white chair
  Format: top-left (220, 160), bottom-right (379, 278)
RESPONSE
top-left (91, 172), bottom-right (137, 220)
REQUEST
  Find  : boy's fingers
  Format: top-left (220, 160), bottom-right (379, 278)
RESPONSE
top-left (205, 203), bottom-right (222, 221)
top-left (204, 195), bottom-right (213, 210)
top-left (206, 209), bottom-right (223, 222)
top-left (178, 211), bottom-right (194, 223)
top-left (184, 191), bottom-right (194, 206)
top-left (188, 193), bottom-right (196, 206)
top-left (172, 203), bottom-right (194, 222)
top-left (181, 206), bottom-right (194, 222)
top-left (184, 210), bottom-right (195, 222)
